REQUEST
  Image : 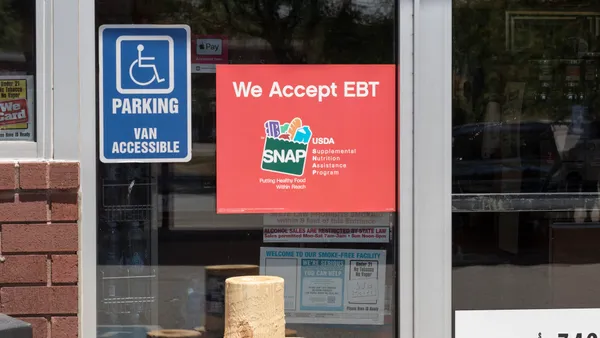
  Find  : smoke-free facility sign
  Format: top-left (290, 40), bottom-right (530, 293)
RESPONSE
top-left (216, 65), bottom-right (396, 214)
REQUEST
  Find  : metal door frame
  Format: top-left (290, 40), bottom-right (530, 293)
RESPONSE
top-left (413, 0), bottom-right (453, 338)
top-left (398, 0), bottom-right (416, 336)
top-left (78, 0), bottom-right (420, 336)
top-left (80, 0), bottom-right (98, 337)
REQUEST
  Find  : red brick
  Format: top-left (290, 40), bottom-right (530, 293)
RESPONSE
top-left (52, 255), bottom-right (78, 284)
top-left (0, 194), bottom-right (48, 222)
top-left (0, 255), bottom-right (47, 284)
top-left (1, 286), bottom-right (78, 315)
top-left (49, 162), bottom-right (79, 190)
top-left (2, 224), bottom-right (78, 253)
top-left (16, 317), bottom-right (48, 338)
top-left (51, 316), bottom-right (78, 338)
top-left (0, 163), bottom-right (16, 190)
top-left (50, 193), bottom-right (78, 221)
top-left (19, 162), bottom-right (49, 190)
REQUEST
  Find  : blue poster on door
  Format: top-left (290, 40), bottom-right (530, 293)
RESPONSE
top-left (99, 25), bottom-right (191, 163)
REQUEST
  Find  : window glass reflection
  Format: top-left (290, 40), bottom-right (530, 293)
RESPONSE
top-left (453, 1), bottom-right (600, 335)
top-left (96, 1), bottom-right (397, 337)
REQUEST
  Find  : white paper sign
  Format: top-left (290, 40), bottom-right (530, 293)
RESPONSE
top-left (263, 226), bottom-right (390, 243)
top-left (260, 247), bottom-right (386, 325)
top-left (263, 213), bottom-right (391, 226)
top-left (456, 308), bottom-right (600, 338)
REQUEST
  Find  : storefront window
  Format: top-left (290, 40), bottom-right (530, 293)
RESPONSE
top-left (0, 0), bottom-right (35, 141)
top-left (453, 1), bottom-right (600, 336)
top-left (95, 1), bottom-right (397, 337)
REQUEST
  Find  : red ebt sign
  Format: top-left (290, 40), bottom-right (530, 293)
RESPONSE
top-left (216, 65), bottom-right (396, 214)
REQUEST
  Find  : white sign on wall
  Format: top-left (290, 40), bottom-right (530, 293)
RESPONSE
top-left (456, 308), bottom-right (600, 338)
top-left (260, 247), bottom-right (387, 325)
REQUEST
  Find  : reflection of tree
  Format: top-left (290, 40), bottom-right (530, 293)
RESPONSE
top-left (146, 0), bottom-right (395, 64)
top-left (453, 1), bottom-right (600, 123)
top-left (222, 0), bottom-right (320, 63)
top-left (219, 0), bottom-right (394, 63)
top-left (0, 0), bottom-right (23, 51)
top-left (97, 0), bottom-right (395, 64)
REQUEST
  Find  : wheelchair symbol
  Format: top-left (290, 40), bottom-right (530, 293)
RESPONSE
top-left (130, 44), bottom-right (165, 86)
top-left (115, 35), bottom-right (174, 94)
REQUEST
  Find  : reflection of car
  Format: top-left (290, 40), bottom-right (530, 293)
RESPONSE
top-left (558, 120), bottom-right (600, 192)
top-left (452, 122), bottom-right (564, 194)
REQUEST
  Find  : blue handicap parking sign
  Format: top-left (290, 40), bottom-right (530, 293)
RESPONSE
top-left (99, 25), bottom-right (191, 163)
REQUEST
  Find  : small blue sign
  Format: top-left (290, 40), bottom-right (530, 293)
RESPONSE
top-left (99, 25), bottom-right (191, 163)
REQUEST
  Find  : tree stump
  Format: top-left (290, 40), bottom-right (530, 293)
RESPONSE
top-left (205, 265), bottom-right (259, 334)
top-left (224, 275), bottom-right (285, 338)
top-left (147, 329), bottom-right (202, 337)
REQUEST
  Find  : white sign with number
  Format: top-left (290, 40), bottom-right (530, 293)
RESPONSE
top-left (456, 309), bottom-right (600, 338)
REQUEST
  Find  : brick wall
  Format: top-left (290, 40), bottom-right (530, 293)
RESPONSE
top-left (0, 161), bottom-right (79, 338)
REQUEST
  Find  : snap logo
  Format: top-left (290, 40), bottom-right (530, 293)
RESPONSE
top-left (261, 117), bottom-right (312, 176)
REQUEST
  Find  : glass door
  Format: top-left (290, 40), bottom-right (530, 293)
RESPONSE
top-left (418, 0), bottom-right (600, 337)
top-left (89, 1), bottom-right (403, 338)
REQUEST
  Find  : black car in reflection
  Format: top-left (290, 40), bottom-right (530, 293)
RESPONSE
top-left (452, 121), bottom-right (600, 194)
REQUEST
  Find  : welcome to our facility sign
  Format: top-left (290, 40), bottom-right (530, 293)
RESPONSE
top-left (216, 65), bottom-right (396, 214)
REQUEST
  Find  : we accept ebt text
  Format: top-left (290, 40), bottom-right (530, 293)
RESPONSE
top-left (232, 81), bottom-right (381, 102)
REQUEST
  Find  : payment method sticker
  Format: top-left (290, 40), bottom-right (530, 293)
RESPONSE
top-left (0, 76), bottom-right (34, 141)
top-left (216, 65), bottom-right (396, 214)
top-left (192, 34), bottom-right (228, 73)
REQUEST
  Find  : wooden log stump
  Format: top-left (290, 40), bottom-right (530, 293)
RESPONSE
top-left (205, 265), bottom-right (259, 334)
top-left (147, 329), bottom-right (202, 337)
top-left (224, 275), bottom-right (285, 338)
